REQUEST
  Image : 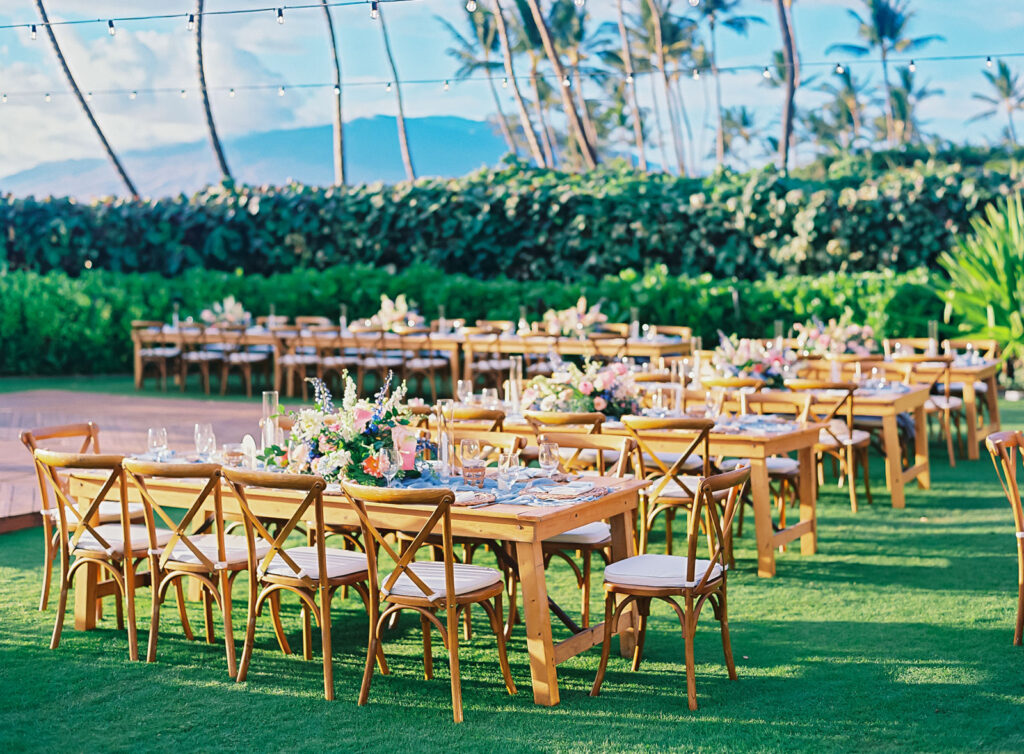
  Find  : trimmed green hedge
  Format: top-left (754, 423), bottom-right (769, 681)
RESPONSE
top-left (3, 160), bottom-right (1020, 281)
top-left (0, 264), bottom-right (945, 376)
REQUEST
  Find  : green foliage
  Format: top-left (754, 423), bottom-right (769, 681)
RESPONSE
top-left (0, 264), bottom-right (946, 377)
top-left (2, 160), bottom-right (1021, 281)
top-left (939, 193), bottom-right (1024, 362)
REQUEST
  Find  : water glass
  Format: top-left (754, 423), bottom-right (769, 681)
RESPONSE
top-left (538, 442), bottom-right (560, 477)
top-left (463, 458), bottom-right (486, 488)
top-left (147, 427), bottom-right (168, 461)
top-left (460, 438), bottom-right (481, 467)
top-left (481, 387), bottom-right (500, 409)
top-left (222, 443), bottom-right (245, 468)
top-left (456, 380), bottom-right (471, 403)
top-left (497, 451), bottom-right (520, 492)
top-left (194, 423), bottom-right (215, 461)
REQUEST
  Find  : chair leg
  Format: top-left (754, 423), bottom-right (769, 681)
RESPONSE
top-left (174, 578), bottom-right (194, 641)
top-left (49, 558), bottom-right (70, 650)
top-left (445, 603), bottom-right (464, 723)
top-left (147, 576), bottom-right (163, 663)
top-left (718, 586), bottom-right (737, 681)
top-left (590, 595), bottom-right (617, 696)
top-left (123, 558), bottom-right (140, 662)
top-left (236, 575), bottom-right (259, 683)
top-left (421, 612), bottom-right (434, 680)
top-left (222, 570), bottom-right (237, 677)
top-left (202, 586), bottom-right (215, 644)
top-left (481, 594), bottom-right (516, 695)
top-left (320, 587), bottom-right (334, 701)
top-left (944, 411), bottom-right (956, 468)
top-left (463, 544), bottom-right (473, 641)
top-left (581, 549), bottom-right (592, 629)
top-left (631, 603), bottom-right (649, 672)
top-left (682, 596), bottom-right (698, 711)
top-left (1015, 580), bottom-right (1024, 647)
top-left (846, 447), bottom-right (858, 513)
top-left (665, 508), bottom-right (674, 555)
top-left (270, 590), bottom-right (292, 655)
top-left (302, 603), bottom-right (314, 661)
top-left (859, 447), bottom-right (874, 506)
top-left (39, 525), bottom-right (55, 611)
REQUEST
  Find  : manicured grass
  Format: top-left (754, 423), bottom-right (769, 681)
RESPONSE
top-left (2, 403), bottom-right (1023, 752)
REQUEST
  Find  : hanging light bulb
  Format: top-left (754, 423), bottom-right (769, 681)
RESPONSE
top-left (692, 67), bottom-right (700, 80)
top-left (229, 88), bottom-right (236, 98)
top-left (834, 62), bottom-right (844, 74)
top-left (107, 20), bottom-right (115, 36)
top-left (909, 59), bottom-right (916, 72)
top-left (129, 90), bottom-right (137, 100)
top-left (986, 56), bottom-right (993, 68)
top-left (370, 1), bottom-right (379, 20)
top-left (762, 66), bottom-right (771, 79)
top-left (276, 8), bottom-right (284, 24)
top-left (1, 94), bottom-right (7, 104)
top-left (333, 85), bottom-right (341, 95)
top-left (562, 74), bottom-right (571, 87)
top-left (278, 85), bottom-right (286, 96)
top-left (502, 77), bottom-right (508, 88)
top-left (187, 14), bottom-right (195, 31)
top-left (386, 81), bottom-right (393, 91)
top-left (180, 89), bottom-right (187, 98)
top-left (85, 91), bottom-right (93, 102)
top-left (443, 80), bottom-right (450, 91)
top-left (466, 0), bottom-right (478, 10)
top-left (44, 93), bottom-right (51, 102)
top-left (626, 73), bottom-right (634, 83)
top-left (574, 0), bottom-right (585, 7)
top-left (688, 0), bottom-right (700, 6)
top-left (30, 24), bottom-right (37, 40)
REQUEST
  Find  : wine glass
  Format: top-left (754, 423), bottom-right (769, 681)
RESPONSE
top-left (147, 427), bottom-right (168, 461)
top-left (377, 447), bottom-right (402, 487)
top-left (497, 451), bottom-right (520, 493)
top-left (456, 380), bottom-right (471, 404)
top-left (704, 390), bottom-right (717, 419)
top-left (194, 423), bottom-right (215, 461)
top-left (538, 442), bottom-right (560, 478)
top-left (481, 387), bottom-right (500, 409)
top-left (460, 438), bottom-right (481, 467)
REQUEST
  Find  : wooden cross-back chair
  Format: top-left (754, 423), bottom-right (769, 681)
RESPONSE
top-left (177, 325), bottom-right (222, 394)
top-left (217, 325), bottom-right (271, 398)
top-left (279, 327), bottom-right (324, 399)
top-left (394, 325), bottom-right (446, 401)
top-left (132, 320), bottom-right (180, 390)
top-left (583, 332), bottom-right (628, 364)
top-left (33, 449), bottom-right (167, 661)
top-left (785, 380), bottom-right (873, 513)
top-left (308, 325), bottom-right (357, 391)
top-left (621, 416), bottom-right (713, 554)
top-left (520, 331), bottom-right (559, 376)
top-left (222, 468), bottom-right (377, 702)
top-left (591, 466), bottom-right (750, 711)
top-left (463, 326), bottom-right (513, 390)
top-left (894, 353), bottom-right (964, 467)
top-left (536, 433), bottom-right (639, 628)
top-left (985, 431), bottom-right (1024, 646)
top-left (21, 422), bottom-right (145, 612)
top-left (943, 338), bottom-right (1000, 427)
top-left (447, 406), bottom-right (506, 432)
top-left (123, 460), bottom-right (256, 677)
top-left (341, 482), bottom-right (516, 724)
top-left (523, 410), bottom-right (604, 466)
top-left (349, 325), bottom-right (401, 395)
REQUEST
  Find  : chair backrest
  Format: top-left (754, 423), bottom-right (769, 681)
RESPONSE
top-left (33, 449), bottom-right (128, 557)
top-left (341, 482), bottom-right (456, 606)
top-left (221, 467), bottom-right (329, 590)
top-left (523, 411), bottom-right (604, 436)
top-left (296, 316), bottom-right (332, 328)
top-left (986, 431), bottom-right (1024, 539)
top-left (654, 325), bottom-right (693, 339)
top-left (583, 332), bottom-right (627, 362)
top-left (21, 423), bottom-right (101, 515)
top-left (131, 320), bottom-right (165, 333)
top-left (701, 376), bottom-right (765, 391)
top-left (686, 467), bottom-right (750, 590)
top-left (739, 390), bottom-right (811, 421)
top-left (123, 460), bottom-right (224, 572)
top-left (450, 430), bottom-right (526, 467)
top-left (601, 323), bottom-right (629, 336)
top-left (537, 432), bottom-right (637, 476)
top-left (177, 324), bottom-right (211, 353)
top-left (257, 315), bottom-right (290, 328)
top-left (785, 380), bottom-right (857, 441)
top-left (943, 338), bottom-right (999, 359)
top-left (447, 406), bottom-right (505, 431)
top-left (893, 353), bottom-right (951, 397)
top-left (621, 416), bottom-right (713, 500)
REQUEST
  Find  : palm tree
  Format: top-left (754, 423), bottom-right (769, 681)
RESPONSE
top-left (825, 0), bottom-right (944, 145)
top-left (33, 0), bottom-right (139, 198)
top-left (889, 65), bottom-right (943, 143)
top-left (438, 7), bottom-right (518, 155)
top-left (376, 3), bottom-right (415, 180)
top-left (490, 0), bottom-right (546, 166)
top-left (692, 0), bottom-right (766, 168)
top-left (548, 0), bottom-right (601, 160)
top-left (195, 0), bottom-right (232, 181)
top-left (772, 0), bottom-right (798, 172)
top-left (719, 105), bottom-right (762, 166)
top-left (520, 0), bottom-right (598, 168)
top-left (512, 0), bottom-right (557, 166)
top-left (761, 49), bottom-right (817, 167)
top-left (817, 66), bottom-right (874, 151)
top-left (321, 0), bottom-right (345, 185)
top-left (616, 0), bottom-right (646, 170)
top-left (970, 60), bottom-right (1024, 147)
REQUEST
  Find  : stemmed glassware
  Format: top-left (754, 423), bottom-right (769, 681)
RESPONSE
top-left (538, 442), bottom-right (560, 478)
top-left (456, 380), bottom-right (471, 404)
top-left (194, 423), bottom-right (215, 461)
top-left (497, 451), bottom-right (520, 493)
top-left (377, 447), bottom-right (402, 487)
top-left (148, 427), bottom-right (168, 461)
top-left (460, 438), bottom-right (486, 488)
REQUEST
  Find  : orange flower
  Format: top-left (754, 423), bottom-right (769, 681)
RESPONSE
top-left (362, 455), bottom-right (383, 477)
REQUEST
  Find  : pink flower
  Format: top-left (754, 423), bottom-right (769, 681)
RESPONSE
top-left (353, 407), bottom-right (373, 433)
top-left (318, 437), bottom-right (333, 453)
top-left (593, 375), bottom-right (609, 392)
top-left (390, 425), bottom-right (417, 470)
top-left (612, 362), bottom-right (628, 376)
top-left (522, 388), bottom-right (538, 405)
top-left (593, 396), bottom-right (608, 411)
top-left (579, 380), bottom-right (594, 395)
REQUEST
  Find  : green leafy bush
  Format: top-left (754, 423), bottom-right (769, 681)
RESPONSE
top-left (0, 264), bottom-right (945, 376)
top-left (2, 160), bottom-right (1020, 282)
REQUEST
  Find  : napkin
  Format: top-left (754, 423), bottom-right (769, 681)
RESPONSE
top-left (241, 435), bottom-right (257, 469)
top-left (531, 481), bottom-right (595, 500)
top-left (453, 490), bottom-right (497, 507)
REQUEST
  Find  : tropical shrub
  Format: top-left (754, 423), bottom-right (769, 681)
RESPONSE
top-left (0, 264), bottom-right (946, 377)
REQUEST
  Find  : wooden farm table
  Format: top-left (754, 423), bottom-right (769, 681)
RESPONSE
top-left (461, 335), bottom-right (690, 382)
top-left (69, 472), bottom-right (646, 707)
top-left (804, 359), bottom-right (1001, 461)
top-left (131, 327), bottom-right (465, 392)
top-left (464, 417), bottom-right (822, 578)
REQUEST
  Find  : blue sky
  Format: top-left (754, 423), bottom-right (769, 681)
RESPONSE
top-left (0, 0), bottom-right (1021, 179)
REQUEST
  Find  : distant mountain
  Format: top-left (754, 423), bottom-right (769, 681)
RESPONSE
top-left (0, 115), bottom-right (508, 200)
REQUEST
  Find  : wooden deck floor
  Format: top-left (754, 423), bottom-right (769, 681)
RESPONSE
top-left (0, 390), bottom-right (263, 526)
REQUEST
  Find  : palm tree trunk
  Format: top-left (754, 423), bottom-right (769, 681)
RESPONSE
top-left (616, 0), bottom-right (646, 170)
top-left (646, 0), bottom-right (686, 175)
top-left (710, 18), bottom-right (725, 167)
top-left (485, 59), bottom-right (518, 155)
top-left (34, 0), bottom-right (139, 198)
top-left (775, 0), bottom-right (798, 172)
top-left (377, 4), bottom-right (415, 181)
top-left (491, 0), bottom-right (545, 166)
top-left (528, 61), bottom-right (556, 167)
top-left (195, 0), bottom-right (232, 180)
top-left (648, 60), bottom-right (672, 171)
top-left (521, 0), bottom-right (597, 169)
top-left (1008, 104), bottom-right (1019, 146)
top-left (321, 0), bottom-right (345, 185)
top-left (571, 61), bottom-right (600, 155)
top-left (880, 46), bottom-right (895, 145)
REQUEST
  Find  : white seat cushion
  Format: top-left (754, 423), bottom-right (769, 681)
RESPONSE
top-left (406, 357), bottom-right (448, 370)
top-left (360, 357), bottom-right (404, 369)
top-left (716, 458), bottom-right (748, 472)
top-left (225, 351), bottom-right (269, 364)
top-left (264, 546), bottom-right (367, 581)
top-left (475, 359), bottom-right (515, 373)
top-left (927, 396), bottom-right (963, 411)
top-left (545, 521), bottom-right (612, 546)
top-left (280, 353), bottom-right (320, 365)
top-left (73, 524), bottom-right (173, 555)
top-left (716, 456), bottom-right (798, 474)
top-left (386, 561), bottom-right (502, 599)
top-left (321, 355), bottom-right (357, 368)
top-left (164, 534), bottom-right (271, 567)
top-left (560, 448), bottom-right (621, 466)
top-left (949, 381), bottom-right (987, 394)
top-left (140, 347), bottom-right (180, 358)
top-left (182, 351), bottom-right (221, 362)
top-left (45, 501), bottom-right (144, 523)
top-left (604, 553), bottom-right (723, 589)
top-left (817, 421), bottom-right (871, 448)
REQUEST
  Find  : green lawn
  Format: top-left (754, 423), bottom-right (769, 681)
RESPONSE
top-left (2, 403), bottom-right (1023, 752)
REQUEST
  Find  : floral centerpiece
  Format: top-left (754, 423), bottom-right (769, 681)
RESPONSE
top-left (793, 313), bottom-right (877, 356)
top-left (713, 332), bottom-right (794, 389)
top-left (200, 295), bottom-right (250, 327)
top-left (283, 374), bottom-right (418, 486)
top-left (521, 361), bottom-right (640, 419)
top-left (542, 296), bottom-right (608, 337)
top-left (369, 294), bottom-right (424, 332)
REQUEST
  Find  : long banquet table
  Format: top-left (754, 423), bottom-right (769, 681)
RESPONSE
top-left (69, 472), bottom-right (647, 707)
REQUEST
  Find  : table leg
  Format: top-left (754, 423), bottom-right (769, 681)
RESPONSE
top-left (914, 405), bottom-right (930, 490)
top-left (448, 345), bottom-right (461, 389)
top-left (515, 539), bottom-right (559, 706)
top-left (462, 344), bottom-right (474, 384)
top-left (748, 459), bottom-right (776, 578)
top-left (74, 561), bottom-right (99, 630)
top-left (986, 375), bottom-right (1001, 433)
top-left (964, 381), bottom-right (980, 460)
top-left (797, 447), bottom-right (817, 555)
top-left (133, 337), bottom-right (143, 391)
top-left (881, 416), bottom-right (905, 508)
top-left (608, 509), bottom-right (637, 657)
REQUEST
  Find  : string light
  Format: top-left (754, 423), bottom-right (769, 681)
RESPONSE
top-left (574, 0), bottom-right (585, 7)
top-left (30, 24), bottom-right (37, 40)
top-left (278, 85), bottom-right (286, 96)
top-left (107, 19), bottom-right (115, 36)
top-left (85, 91), bottom-right (93, 101)
top-left (187, 14), bottom-right (195, 31)
top-left (229, 88), bottom-right (236, 97)
top-left (501, 77), bottom-right (508, 88)
top-left (762, 66), bottom-right (771, 79)
top-left (333, 85), bottom-right (341, 94)
top-left (688, 0), bottom-right (700, 6)
top-left (562, 74), bottom-right (571, 87)
top-left (1, 94), bottom-right (6, 104)
top-left (443, 79), bottom-right (449, 91)
top-left (180, 89), bottom-right (187, 98)
top-left (276, 7), bottom-right (284, 24)
top-left (986, 56), bottom-right (993, 68)
top-left (129, 90), bottom-right (137, 100)
top-left (44, 92), bottom-right (51, 102)
top-left (371, 1), bottom-right (379, 19)
top-left (909, 59), bottom-right (916, 72)
top-left (692, 68), bottom-right (700, 80)
top-left (386, 81), bottom-right (392, 91)
top-left (626, 73), bottom-right (633, 83)
top-left (835, 62), bottom-right (844, 74)
top-left (466, 0), bottom-right (477, 10)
